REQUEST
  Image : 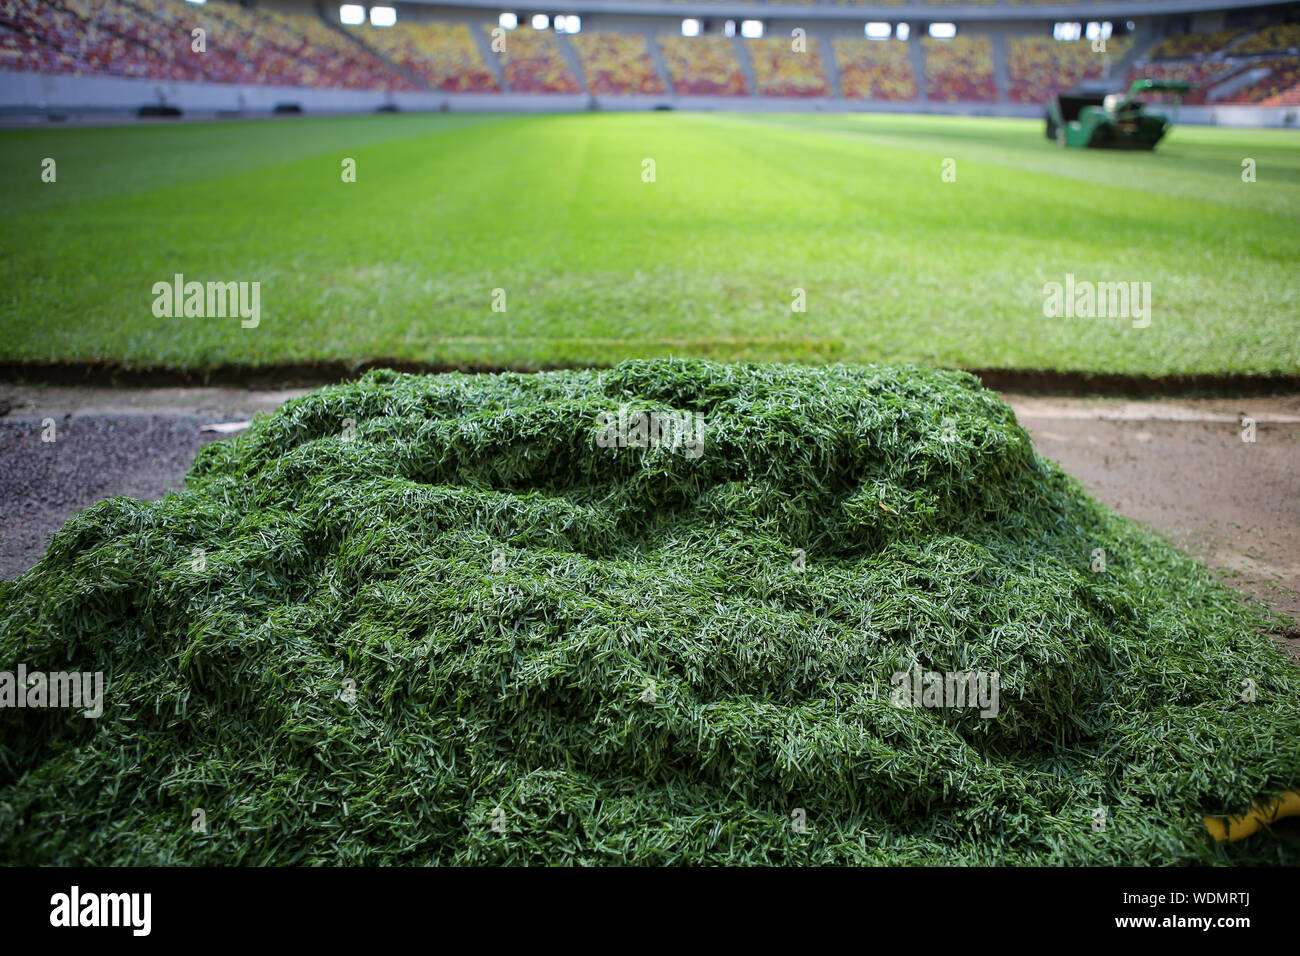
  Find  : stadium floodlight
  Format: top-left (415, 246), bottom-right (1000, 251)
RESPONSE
top-left (865, 23), bottom-right (891, 40)
top-left (369, 6), bottom-right (396, 27)
top-left (896, 23), bottom-right (909, 41)
top-left (185, 0), bottom-right (206, 5)
top-left (724, 20), bottom-right (736, 38)
top-left (554, 15), bottom-right (581, 34)
top-left (339, 4), bottom-right (364, 26)
top-left (681, 19), bottom-right (700, 38)
top-left (531, 14), bottom-right (548, 30)
top-left (499, 13), bottom-right (517, 30)
top-left (1054, 22), bottom-right (1082, 42)
top-left (928, 23), bottom-right (956, 40)
top-left (740, 20), bottom-right (763, 39)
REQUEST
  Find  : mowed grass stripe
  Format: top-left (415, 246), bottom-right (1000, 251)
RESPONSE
top-left (0, 113), bottom-right (1295, 374)
top-left (0, 112), bottom-right (513, 216)
top-left (724, 112), bottom-right (1300, 218)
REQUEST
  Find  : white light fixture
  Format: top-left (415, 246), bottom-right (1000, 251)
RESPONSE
top-left (896, 23), bottom-right (910, 41)
top-left (928, 22), bottom-right (956, 40)
top-left (499, 13), bottom-right (517, 30)
top-left (681, 18), bottom-right (700, 38)
top-left (724, 20), bottom-right (736, 38)
top-left (866, 22), bottom-right (891, 40)
top-left (1054, 22), bottom-right (1082, 42)
top-left (555, 15), bottom-right (581, 34)
top-left (339, 4), bottom-right (364, 26)
top-left (531, 14), bottom-right (548, 30)
top-left (369, 6), bottom-right (396, 27)
top-left (740, 19), bottom-right (763, 39)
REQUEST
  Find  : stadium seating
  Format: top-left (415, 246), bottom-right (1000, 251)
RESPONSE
top-left (747, 36), bottom-right (831, 97)
top-left (491, 24), bottom-right (581, 93)
top-left (1007, 36), bottom-right (1133, 104)
top-left (1215, 57), bottom-right (1300, 104)
top-left (832, 38), bottom-right (916, 100)
top-left (658, 35), bottom-right (747, 96)
top-left (1235, 23), bottom-right (1300, 55)
top-left (0, 19), bottom-right (84, 75)
top-left (571, 31), bottom-right (665, 95)
top-left (0, 0), bottom-right (416, 89)
top-left (80, 0), bottom-right (196, 80)
top-left (1, 2), bottom-right (1295, 111)
top-left (349, 21), bottom-right (498, 93)
top-left (188, 1), bottom-right (321, 87)
top-left (1123, 24), bottom-right (1300, 105)
top-left (1145, 28), bottom-right (1245, 60)
top-left (244, 6), bottom-right (416, 90)
top-left (1, 0), bottom-right (180, 80)
top-left (0, 2), bottom-right (80, 76)
top-left (923, 35), bottom-right (996, 102)
top-left (126, 0), bottom-right (261, 85)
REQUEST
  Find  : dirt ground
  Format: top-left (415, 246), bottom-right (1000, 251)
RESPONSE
top-left (2, 385), bottom-right (1297, 658)
top-left (1009, 394), bottom-right (1300, 661)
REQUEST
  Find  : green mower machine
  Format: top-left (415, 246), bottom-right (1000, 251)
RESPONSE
top-left (1045, 79), bottom-right (1193, 150)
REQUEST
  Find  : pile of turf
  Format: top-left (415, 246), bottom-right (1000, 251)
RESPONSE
top-left (1, 360), bottom-right (1296, 865)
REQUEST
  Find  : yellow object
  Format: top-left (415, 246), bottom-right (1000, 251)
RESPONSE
top-left (1204, 790), bottom-right (1300, 842)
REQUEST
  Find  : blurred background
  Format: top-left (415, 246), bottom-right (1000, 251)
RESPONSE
top-left (1, 0), bottom-right (1297, 123)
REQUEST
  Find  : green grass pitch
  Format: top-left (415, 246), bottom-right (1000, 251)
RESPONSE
top-left (1, 111), bottom-right (1296, 376)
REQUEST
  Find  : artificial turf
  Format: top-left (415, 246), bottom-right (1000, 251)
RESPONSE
top-left (0, 113), bottom-right (1296, 376)
top-left (1, 360), bottom-right (1296, 865)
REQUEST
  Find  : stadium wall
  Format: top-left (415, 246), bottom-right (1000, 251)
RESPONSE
top-left (6, 68), bottom-right (1295, 126)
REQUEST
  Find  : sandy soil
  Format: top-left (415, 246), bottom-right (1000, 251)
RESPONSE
top-left (1009, 394), bottom-right (1300, 651)
top-left (2, 385), bottom-right (1297, 657)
